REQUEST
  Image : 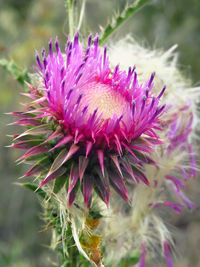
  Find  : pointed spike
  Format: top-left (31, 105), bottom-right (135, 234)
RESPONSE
top-left (109, 170), bottom-right (129, 202)
top-left (48, 145), bottom-right (79, 176)
top-left (64, 144), bottom-right (79, 162)
top-left (19, 143), bottom-right (49, 160)
top-left (68, 184), bottom-right (78, 208)
top-left (110, 155), bottom-right (123, 177)
top-left (122, 160), bottom-right (136, 181)
top-left (114, 134), bottom-right (122, 155)
top-left (79, 156), bottom-right (89, 181)
top-left (39, 167), bottom-right (66, 187)
top-left (132, 165), bottom-right (150, 186)
top-left (14, 124), bottom-right (51, 141)
top-left (86, 141), bottom-right (93, 158)
top-left (83, 175), bottom-right (94, 209)
top-left (95, 169), bottom-right (110, 206)
top-left (97, 150), bottom-right (104, 176)
top-left (68, 165), bottom-right (79, 195)
top-left (42, 128), bottom-right (62, 144)
top-left (24, 157), bottom-right (49, 177)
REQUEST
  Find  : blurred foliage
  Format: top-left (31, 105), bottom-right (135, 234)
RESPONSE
top-left (0, 0), bottom-right (200, 266)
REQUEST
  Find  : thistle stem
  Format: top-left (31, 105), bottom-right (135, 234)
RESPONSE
top-left (66, 0), bottom-right (75, 37)
top-left (68, 245), bottom-right (79, 267)
top-left (77, 0), bottom-right (86, 31)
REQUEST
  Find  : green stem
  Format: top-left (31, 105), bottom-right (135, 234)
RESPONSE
top-left (66, 0), bottom-right (75, 37)
top-left (68, 244), bottom-right (79, 267)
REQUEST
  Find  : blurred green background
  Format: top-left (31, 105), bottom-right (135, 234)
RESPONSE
top-left (0, 0), bottom-right (200, 266)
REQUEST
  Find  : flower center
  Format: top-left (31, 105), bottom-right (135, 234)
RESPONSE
top-left (81, 81), bottom-right (129, 121)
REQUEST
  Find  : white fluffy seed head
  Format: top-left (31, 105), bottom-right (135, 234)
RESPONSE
top-left (97, 36), bottom-right (200, 264)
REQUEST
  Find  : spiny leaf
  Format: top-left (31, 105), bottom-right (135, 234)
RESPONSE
top-left (16, 182), bottom-right (47, 199)
top-left (0, 58), bottom-right (31, 85)
top-left (99, 0), bottom-right (150, 45)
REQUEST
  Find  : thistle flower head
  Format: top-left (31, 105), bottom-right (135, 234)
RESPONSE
top-left (12, 32), bottom-right (166, 208)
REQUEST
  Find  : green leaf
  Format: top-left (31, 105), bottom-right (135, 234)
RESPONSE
top-left (0, 58), bottom-right (31, 86)
top-left (17, 182), bottom-right (47, 199)
top-left (53, 174), bottom-right (68, 194)
top-left (120, 250), bottom-right (141, 266)
top-left (99, 0), bottom-right (150, 45)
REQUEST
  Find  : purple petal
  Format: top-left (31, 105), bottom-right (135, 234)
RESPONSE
top-left (137, 243), bottom-right (146, 267)
top-left (163, 241), bottom-right (174, 267)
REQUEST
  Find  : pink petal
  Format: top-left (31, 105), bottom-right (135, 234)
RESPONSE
top-left (86, 141), bottom-right (93, 158)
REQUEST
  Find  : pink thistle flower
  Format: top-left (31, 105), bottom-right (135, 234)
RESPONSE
top-left (12, 32), bottom-right (166, 208)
